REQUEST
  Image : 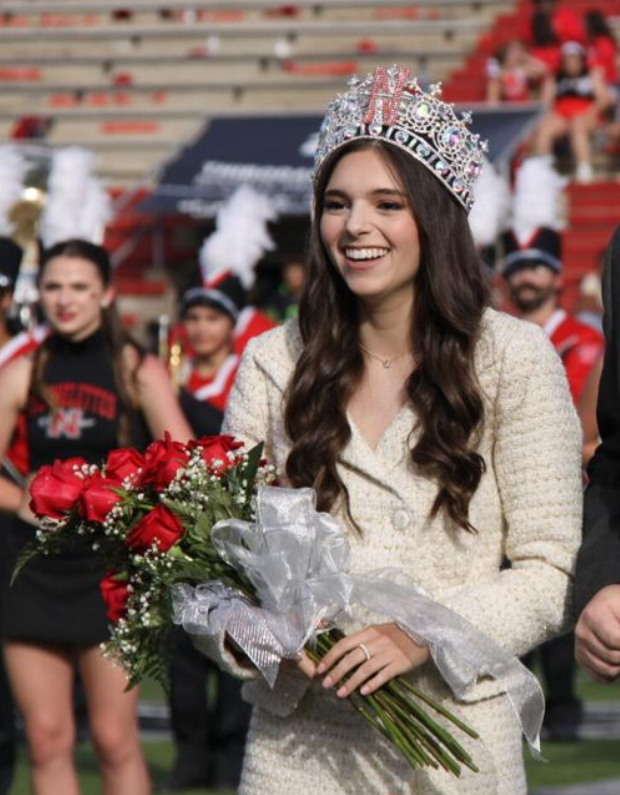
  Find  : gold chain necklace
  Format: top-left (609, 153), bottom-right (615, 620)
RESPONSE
top-left (359, 344), bottom-right (410, 369)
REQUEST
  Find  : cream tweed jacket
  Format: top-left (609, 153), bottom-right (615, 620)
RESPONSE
top-left (214, 307), bottom-right (583, 795)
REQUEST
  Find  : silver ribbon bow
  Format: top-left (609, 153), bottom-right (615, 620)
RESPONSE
top-left (172, 485), bottom-right (544, 751)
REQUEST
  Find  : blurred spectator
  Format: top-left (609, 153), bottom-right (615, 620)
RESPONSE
top-left (534, 41), bottom-right (610, 183)
top-left (485, 40), bottom-right (547, 104)
top-left (111, 8), bottom-right (133, 21)
top-left (262, 257), bottom-right (305, 322)
top-left (529, 10), bottom-right (562, 73)
top-left (530, 0), bottom-right (584, 43)
top-left (10, 116), bottom-right (52, 141)
top-left (527, 0), bottom-right (585, 72)
top-left (266, 5), bottom-right (300, 17)
top-left (585, 10), bottom-right (619, 99)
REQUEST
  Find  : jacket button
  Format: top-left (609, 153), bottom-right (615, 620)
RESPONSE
top-left (392, 509), bottom-right (411, 531)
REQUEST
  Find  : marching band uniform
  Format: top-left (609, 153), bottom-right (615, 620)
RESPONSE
top-left (233, 306), bottom-right (276, 357)
top-left (544, 308), bottom-right (605, 403)
top-left (164, 278), bottom-right (254, 792)
top-left (0, 241), bottom-right (46, 795)
top-left (0, 237), bottom-right (23, 795)
top-left (182, 351), bottom-right (240, 413)
top-left (502, 225), bottom-right (603, 740)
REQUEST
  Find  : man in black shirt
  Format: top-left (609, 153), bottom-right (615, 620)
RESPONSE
top-left (575, 224), bottom-right (620, 682)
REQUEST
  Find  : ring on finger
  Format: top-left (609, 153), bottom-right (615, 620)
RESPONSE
top-left (358, 642), bottom-right (371, 662)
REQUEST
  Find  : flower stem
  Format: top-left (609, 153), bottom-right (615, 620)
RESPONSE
top-left (308, 628), bottom-right (480, 777)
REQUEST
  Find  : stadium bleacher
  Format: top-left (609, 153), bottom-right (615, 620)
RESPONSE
top-left (0, 0), bottom-right (512, 186)
top-left (3, 0), bottom-right (619, 330)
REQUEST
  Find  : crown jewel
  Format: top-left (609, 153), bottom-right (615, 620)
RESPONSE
top-left (313, 65), bottom-right (487, 213)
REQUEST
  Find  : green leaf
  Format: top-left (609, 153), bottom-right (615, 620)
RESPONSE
top-left (11, 541), bottom-right (41, 586)
top-left (239, 442), bottom-right (264, 489)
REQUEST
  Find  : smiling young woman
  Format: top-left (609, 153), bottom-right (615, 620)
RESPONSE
top-left (320, 147), bottom-right (422, 309)
top-left (184, 67), bottom-right (581, 795)
top-left (0, 239), bottom-right (191, 795)
top-left (193, 67), bottom-right (582, 795)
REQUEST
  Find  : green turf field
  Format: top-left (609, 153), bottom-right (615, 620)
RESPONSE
top-left (7, 674), bottom-right (620, 793)
top-left (8, 737), bottom-right (620, 794)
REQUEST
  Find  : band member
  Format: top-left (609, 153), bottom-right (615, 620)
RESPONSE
top-left (0, 236), bottom-right (26, 795)
top-left (161, 279), bottom-right (252, 792)
top-left (502, 225), bottom-right (603, 739)
top-left (502, 226), bottom-right (604, 407)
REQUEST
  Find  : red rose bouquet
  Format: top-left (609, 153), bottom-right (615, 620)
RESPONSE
top-left (19, 434), bottom-right (268, 687)
top-left (19, 434), bottom-right (483, 778)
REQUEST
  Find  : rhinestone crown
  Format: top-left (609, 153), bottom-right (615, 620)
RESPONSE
top-left (313, 65), bottom-right (487, 213)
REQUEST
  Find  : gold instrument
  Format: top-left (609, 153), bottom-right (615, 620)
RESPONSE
top-left (158, 313), bottom-right (185, 390)
top-left (9, 185), bottom-right (45, 330)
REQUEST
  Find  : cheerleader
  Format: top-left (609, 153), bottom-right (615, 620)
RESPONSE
top-left (0, 239), bottom-right (191, 795)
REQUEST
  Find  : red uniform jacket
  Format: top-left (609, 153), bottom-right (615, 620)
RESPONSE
top-left (544, 309), bottom-right (604, 404)
top-left (233, 306), bottom-right (277, 356)
top-left (0, 326), bottom-right (47, 479)
top-left (184, 353), bottom-right (240, 413)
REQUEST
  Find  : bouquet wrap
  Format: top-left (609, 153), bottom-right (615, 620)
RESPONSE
top-left (172, 486), bottom-right (544, 751)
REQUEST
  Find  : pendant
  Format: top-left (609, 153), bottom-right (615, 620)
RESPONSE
top-left (383, 360), bottom-right (391, 369)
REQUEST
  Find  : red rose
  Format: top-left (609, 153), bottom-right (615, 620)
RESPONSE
top-left (139, 434), bottom-right (189, 490)
top-left (100, 571), bottom-right (129, 622)
top-left (80, 472), bottom-right (123, 523)
top-left (105, 447), bottom-right (145, 484)
top-left (189, 435), bottom-right (244, 472)
top-left (29, 457), bottom-right (89, 519)
top-left (125, 504), bottom-right (184, 553)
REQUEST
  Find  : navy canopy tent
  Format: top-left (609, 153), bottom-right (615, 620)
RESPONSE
top-left (140, 105), bottom-right (542, 218)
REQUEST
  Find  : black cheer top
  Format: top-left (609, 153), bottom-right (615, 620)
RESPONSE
top-left (26, 329), bottom-right (120, 469)
top-left (1, 328), bottom-right (149, 646)
top-left (26, 328), bottom-right (149, 469)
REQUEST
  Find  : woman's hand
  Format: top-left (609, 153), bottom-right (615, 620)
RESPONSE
top-left (225, 637), bottom-right (318, 682)
top-left (281, 650), bottom-right (318, 681)
top-left (316, 623), bottom-right (429, 698)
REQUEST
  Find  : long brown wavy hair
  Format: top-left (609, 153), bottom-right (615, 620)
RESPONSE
top-left (31, 238), bottom-right (145, 446)
top-left (284, 140), bottom-right (489, 533)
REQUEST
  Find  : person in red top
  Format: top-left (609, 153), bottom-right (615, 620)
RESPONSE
top-left (233, 303), bottom-right (276, 356)
top-left (501, 225), bottom-right (603, 741)
top-left (526, 0), bottom-right (585, 74)
top-left (178, 278), bottom-right (241, 417)
top-left (544, 305), bottom-right (605, 404)
top-left (485, 40), bottom-right (547, 104)
top-left (502, 226), bottom-right (604, 403)
top-left (527, 0), bottom-right (584, 46)
top-left (0, 240), bottom-right (47, 795)
top-left (0, 321), bottom-right (47, 484)
top-left (584, 11), bottom-right (619, 90)
top-left (534, 41), bottom-right (610, 183)
top-left (175, 185), bottom-right (277, 363)
top-left (0, 236), bottom-right (24, 795)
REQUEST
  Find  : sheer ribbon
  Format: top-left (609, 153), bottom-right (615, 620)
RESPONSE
top-left (172, 485), bottom-right (544, 751)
